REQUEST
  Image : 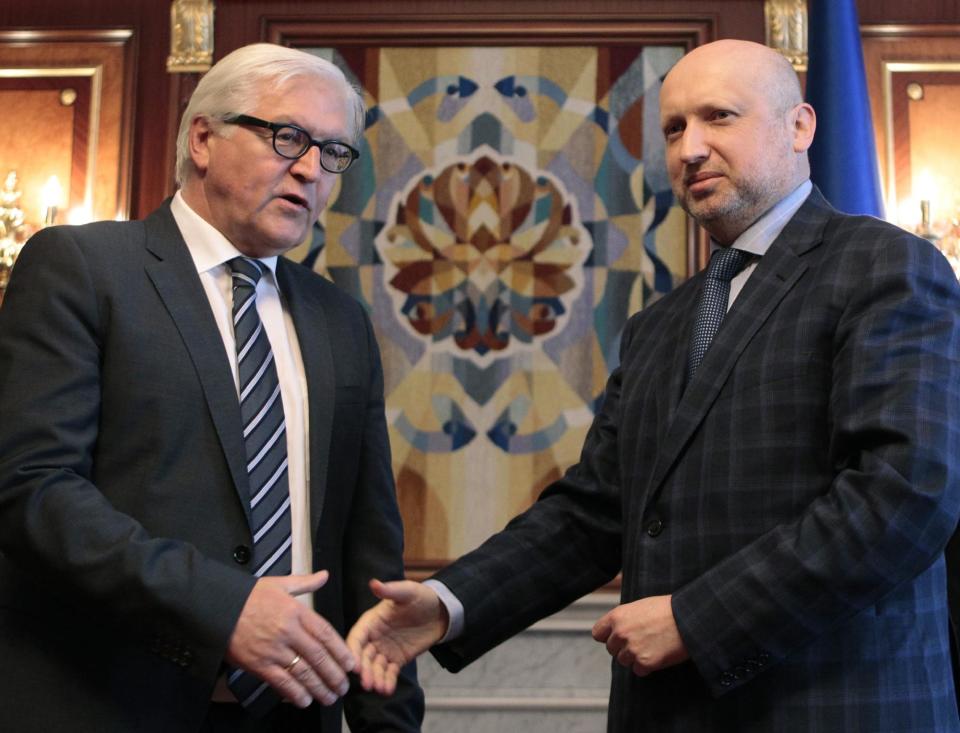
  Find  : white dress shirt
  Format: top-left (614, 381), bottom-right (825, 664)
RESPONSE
top-left (724, 179), bottom-right (812, 308)
top-left (170, 192), bottom-right (312, 599)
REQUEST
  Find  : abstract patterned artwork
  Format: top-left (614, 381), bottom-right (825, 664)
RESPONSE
top-left (300, 44), bottom-right (688, 563)
top-left (380, 150), bottom-right (587, 358)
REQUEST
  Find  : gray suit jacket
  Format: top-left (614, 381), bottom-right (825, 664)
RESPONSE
top-left (0, 203), bottom-right (423, 732)
top-left (431, 188), bottom-right (960, 731)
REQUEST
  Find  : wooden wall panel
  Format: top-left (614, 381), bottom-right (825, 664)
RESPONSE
top-left (213, 1), bottom-right (763, 55)
top-left (1, 1), bottom-right (957, 219)
top-left (0, 31), bottom-right (136, 226)
top-left (862, 25), bottom-right (960, 230)
top-left (0, 80), bottom-right (85, 224)
top-left (1, 2), bottom-right (167, 219)
top-left (858, 0), bottom-right (960, 24)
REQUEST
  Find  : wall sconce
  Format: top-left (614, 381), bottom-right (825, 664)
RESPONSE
top-left (0, 170), bottom-right (24, 239)
top-left (881, 61), bottom-right (960, 280)
top-left (913, 168), bottom-right (936, 239)
top-left (0, 169), bottom-right (27, 302)
top-left (0, 171), bottom-right (95, 306)
top-left (911, 167), bottom-right (960, 279)
top-left (67, 204), bottom-right (94, 225)
top-left (40, 175), bottom-right (63, 227)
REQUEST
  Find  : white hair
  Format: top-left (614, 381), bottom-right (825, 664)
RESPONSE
top-left (175, 43), bottom-right (365, 185)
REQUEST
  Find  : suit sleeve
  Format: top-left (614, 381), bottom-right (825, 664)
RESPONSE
top-left (427, 324), bottom-right (629, 672)
top-left (341, 303), bottom-right (425, 731)
top-left (0, 228), bottom-right (254, 684)
top-left (672, 227), bottom-right (960, 695)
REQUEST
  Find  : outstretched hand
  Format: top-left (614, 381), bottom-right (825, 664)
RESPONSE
top-left (347, 579), bottom-right (449, 695)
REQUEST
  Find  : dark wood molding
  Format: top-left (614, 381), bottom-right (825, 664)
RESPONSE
top-left (266, 15), bottom-right (715, 48)
top-left (208, 0), bottom-right (761, 55)
top-left (861, 23), bottom-right (960, 38)
top-left (163, 72), bottom-right (201, 200)
top-left (0, 28), bottom-right (135, 44)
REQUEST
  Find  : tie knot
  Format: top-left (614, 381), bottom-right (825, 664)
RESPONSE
top-left (707, 247), bottom-right (750, 282)
top-left (229, 257), bottom-right (264, 289)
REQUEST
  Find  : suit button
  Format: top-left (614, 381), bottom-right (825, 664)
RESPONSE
top-left (233, 545), bottom-right (251, 564)
top-left (646, 519), bottom-right (664, 537)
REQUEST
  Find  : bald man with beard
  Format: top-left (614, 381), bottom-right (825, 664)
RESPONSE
top-left (347, 40), bottom-right (960, 732)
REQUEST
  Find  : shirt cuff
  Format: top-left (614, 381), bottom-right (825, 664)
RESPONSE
top-left (422, 579), bottom-right (465, 644)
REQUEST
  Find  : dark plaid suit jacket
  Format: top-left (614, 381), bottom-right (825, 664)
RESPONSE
top-left (432, 187), bottom-right (960, 732)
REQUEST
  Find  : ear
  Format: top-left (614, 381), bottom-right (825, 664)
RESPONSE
top-left (188, 115), bottom-right (215, 175)
top-left (790, 102), bottom-right (816, 153)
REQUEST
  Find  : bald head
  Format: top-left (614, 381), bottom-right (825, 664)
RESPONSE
top-left (665, 40), bottom-right (803, 115)
top-left (659, 40), bottom-right (815, 243)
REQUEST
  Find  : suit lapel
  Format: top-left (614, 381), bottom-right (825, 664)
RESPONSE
top-left (643, 189), bottom-right (833, 506)
top-left (141, 204), bottom-right (252, 526)
top-left (655, 283), bottom-right (701, 430)
top-left (276, 260), bottom-right (335, 532)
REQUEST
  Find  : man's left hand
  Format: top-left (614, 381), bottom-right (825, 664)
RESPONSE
top-left (591, 595), bottom-right (689, 676)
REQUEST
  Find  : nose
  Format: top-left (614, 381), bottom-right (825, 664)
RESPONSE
top-left (678, 121), bottom-right (709, 164)
top-left (290, 143), bottom-right (324, 181)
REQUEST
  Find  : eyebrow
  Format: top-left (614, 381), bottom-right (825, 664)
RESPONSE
top-left (660, 115), bottom-right (682, 132)
top-left (286, 119), bottom-right (351, 141)
top-left (661, 99), bottom-right (746, 123)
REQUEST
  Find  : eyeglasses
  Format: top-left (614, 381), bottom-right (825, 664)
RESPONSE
top-left (222, 113), bottom-right (360, 174)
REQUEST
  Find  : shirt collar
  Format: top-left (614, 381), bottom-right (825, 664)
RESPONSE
top-left (722, 179), bottom-right (813, 257)
top-left (170, 190), bottom-right (279, 278)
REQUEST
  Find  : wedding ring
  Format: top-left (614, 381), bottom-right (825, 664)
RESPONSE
top-left (285, 654), bottom-right (302, 673)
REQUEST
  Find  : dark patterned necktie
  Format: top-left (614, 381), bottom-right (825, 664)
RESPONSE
top-left (685, 247), bottom-right (751, 384)
top-left (225, 256), bottom-right (291, 714)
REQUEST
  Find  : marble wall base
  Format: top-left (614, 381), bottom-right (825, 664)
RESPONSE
top-left (417, 591), bottom-right (619, 733)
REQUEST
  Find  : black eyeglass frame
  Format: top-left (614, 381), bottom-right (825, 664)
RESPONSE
top-left (222, 113), bottom-right (360, 173)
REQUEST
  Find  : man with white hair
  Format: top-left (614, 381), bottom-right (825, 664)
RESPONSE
top-left (0, 43), bottom-right (422, 732)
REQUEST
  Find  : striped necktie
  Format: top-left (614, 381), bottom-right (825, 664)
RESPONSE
top-left (226, 256), bottom-right (291, 714)
top-left (685, 247), bottom-right (750, 385)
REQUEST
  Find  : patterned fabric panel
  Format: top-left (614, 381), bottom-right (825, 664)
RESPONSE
top-left (299, 45), bottom-right (687, 560)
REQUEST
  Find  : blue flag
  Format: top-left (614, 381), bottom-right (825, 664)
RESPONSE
top-left (806, 0), bottom-right (884, 217)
